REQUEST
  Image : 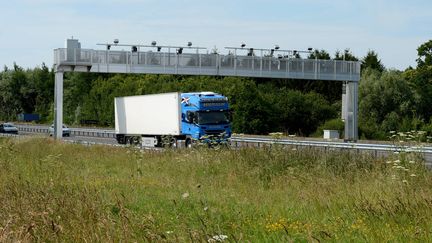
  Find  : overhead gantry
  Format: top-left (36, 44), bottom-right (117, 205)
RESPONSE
top-left (53, 39), bottom-right (360, 141)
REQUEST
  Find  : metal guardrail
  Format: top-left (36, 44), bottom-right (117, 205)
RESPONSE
top-left (14, 125), bottom-right (432, 156)
top-left (18, 126), bottom-right (49, 133)
top-left (230, 136), bottom-right (432, 154)
top-left (69, 128), bottom-right (115, 138)
top-left (15, 125), bottom-right (116, 138)
top-left (54, 48), bottom-right (361, 82)
top-left (0, 133), bottom-right (20, 138)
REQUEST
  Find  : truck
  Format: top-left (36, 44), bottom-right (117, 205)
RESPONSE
top-left (114, 92), bottom-right (231, 147)
top-left (17, 113), bottom-right (40, 122)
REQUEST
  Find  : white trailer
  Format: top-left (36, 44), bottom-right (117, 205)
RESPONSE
top-left (115, 92), bottom-right (181, 146)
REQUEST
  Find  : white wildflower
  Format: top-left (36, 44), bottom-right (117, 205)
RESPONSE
top-left (402, 180), bottom-right (408, 184)
top-left (410, 174), bottom-right (417, 177)
top-left (208, 235), bottom-right (228, 242)
top-left (182, 192), bottom-right (189, 199)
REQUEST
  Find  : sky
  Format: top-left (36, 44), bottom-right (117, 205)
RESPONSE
top-left (0, 0), bottom-right (430, 70)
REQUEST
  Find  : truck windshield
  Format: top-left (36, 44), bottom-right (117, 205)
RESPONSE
top-left (197, 111), bottom-right (230, 125)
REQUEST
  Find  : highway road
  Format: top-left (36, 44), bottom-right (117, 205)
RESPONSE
top-left (3, 123), bottom-right (432, 166)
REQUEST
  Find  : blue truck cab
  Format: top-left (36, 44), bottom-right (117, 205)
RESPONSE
top-left (181, 92), bottom-right (231, 147)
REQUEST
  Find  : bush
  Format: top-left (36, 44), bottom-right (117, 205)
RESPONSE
top-left (313, 118), bottom-right (344, 137)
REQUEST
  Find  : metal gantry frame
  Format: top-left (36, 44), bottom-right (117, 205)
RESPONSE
top-left (53, 39), bottom-right (360, 141)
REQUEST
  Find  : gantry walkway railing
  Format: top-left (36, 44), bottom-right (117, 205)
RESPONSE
top-left (54, 48), bottom-right (360, 82)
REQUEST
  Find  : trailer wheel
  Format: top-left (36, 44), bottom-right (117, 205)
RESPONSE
top-left (130, 136), bottom-right (140, 145)
top-left (116, 135), bottom-right (126, 144)
top-left (171, 137), bottom-right (177, 148)
top-left (125, 136), bottom-right (136, 145)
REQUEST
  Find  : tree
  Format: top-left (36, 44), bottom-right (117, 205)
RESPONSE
top-left (359, 68), bottom-right (416, 138)
top-left (229, 80), bottom-right (273, 134)
top-left (307, 49), bottom-right (331, 60)
top-left (416, 40), bottom-right (432, 68)
top-left (267, 89), bottom-right (336, 136)
top-left (334, 49), bottom-right (359, 61)
top-left (361, 50), bottom-right (385, 73)
top-left (404, 66), bottom-right (432, 121)
top-left (30, 63), bottom-right (54, 121)
top-left (0, 69), bottom-right (17, 120)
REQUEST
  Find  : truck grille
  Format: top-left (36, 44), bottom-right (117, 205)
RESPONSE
top-left (205, 130), bottom-right (225, 135)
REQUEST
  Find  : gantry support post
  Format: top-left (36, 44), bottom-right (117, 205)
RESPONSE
top-left (344, 81), bottom-right (358, 141)
top-left (54, 71), bottom-right (64, 139)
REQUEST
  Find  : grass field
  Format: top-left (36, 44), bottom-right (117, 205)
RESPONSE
top-left (0, 137), bottom-right (431, 242)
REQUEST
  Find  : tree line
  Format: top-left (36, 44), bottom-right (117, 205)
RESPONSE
top-left (0, 40), bottom-right (431, 139)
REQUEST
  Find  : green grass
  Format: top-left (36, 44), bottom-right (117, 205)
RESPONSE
top-left (0, 137), bottom-right (431, 242)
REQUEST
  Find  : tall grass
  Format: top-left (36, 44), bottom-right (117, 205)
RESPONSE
top-left (0, 137), bottom-right (431, 242)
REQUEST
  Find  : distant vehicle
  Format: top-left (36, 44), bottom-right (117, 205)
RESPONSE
top-left (17, 113), bottom-right (40, 122)
top-left (80, 119), bottom-right (99, 125)
top-left (49, 124), bottom-right (71, 137)
top-left (0, 123), bottom-right (19, 134)
top-left (115, 92), bottom-right (232, 147)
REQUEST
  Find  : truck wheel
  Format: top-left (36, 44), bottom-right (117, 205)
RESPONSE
top-left (185, 138), bottom-right (192, 148)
